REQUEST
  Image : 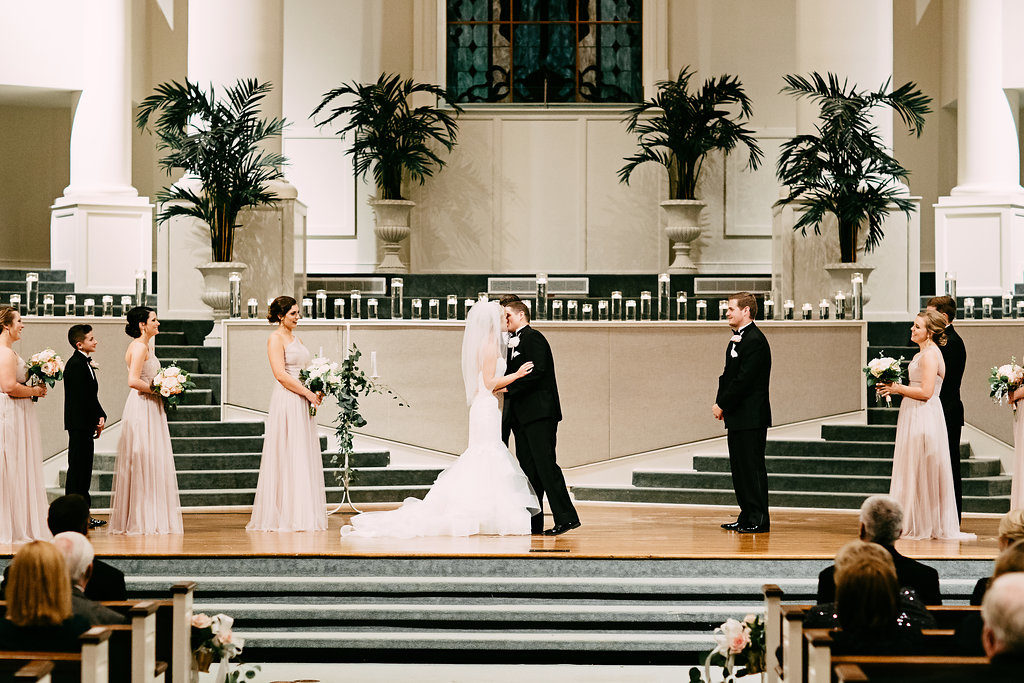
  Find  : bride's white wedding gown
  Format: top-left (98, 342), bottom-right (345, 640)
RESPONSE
top-left (341, 357), bottom-right (540, 538)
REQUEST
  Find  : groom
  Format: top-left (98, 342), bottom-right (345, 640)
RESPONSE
top-left (65, 324), bottom-right (106, 528)
top-left (713, 292), bottom-right (772, 534)
top-left (501, 301), bottom-right (580, 536)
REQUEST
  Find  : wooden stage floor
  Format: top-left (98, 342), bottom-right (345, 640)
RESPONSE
top-left (2, 503), bottom-right (1002, 561)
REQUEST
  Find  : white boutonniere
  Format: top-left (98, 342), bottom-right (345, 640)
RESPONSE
top-left (507, 336), bottom-right (520, 350)
top-left (730, 335), bottom-right (742, 344)
top-left (88, 358), bottom-right (99, 371)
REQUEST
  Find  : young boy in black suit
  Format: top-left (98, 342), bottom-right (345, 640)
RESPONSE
top-left (64, 324), bottom-right (106, 527)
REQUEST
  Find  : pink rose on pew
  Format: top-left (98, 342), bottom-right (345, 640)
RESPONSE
top-left (714, 618), bottom-right (751, 655)
top-left (192, 613), bottom-right (212, 629)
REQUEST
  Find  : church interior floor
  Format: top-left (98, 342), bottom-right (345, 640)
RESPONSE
top-left (3, 503), bottom-right (1000, 560)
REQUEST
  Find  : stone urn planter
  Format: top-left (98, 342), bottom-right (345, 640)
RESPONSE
top-left (662, 199), bottom-right (705, 274)
top-left (196, 262), bottom-right (248, 319)
top-left (824, 262), bottom-right (874, 306)
top-left (369, 199), bottom-right (415, 273)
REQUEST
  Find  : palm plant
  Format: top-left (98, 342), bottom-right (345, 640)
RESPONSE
top-left (136, 79), bottom-right (286, 262)
top-left (619, 67), bottom-right (763, 200)
top-left (775, 72), bottom-right (932, 263)
top-left (310, 73), bottom-right (463, 200)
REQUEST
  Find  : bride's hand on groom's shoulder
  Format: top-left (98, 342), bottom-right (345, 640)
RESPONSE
top-left (515, 362), bottom-right (534, 378)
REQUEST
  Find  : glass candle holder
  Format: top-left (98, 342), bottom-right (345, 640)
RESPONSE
top-left (367, 298), bottom-right (379, 319)
top-left (834, 291), bottom-right (846, 320)
top-left (101, 295), bottom-right (113, 317)
top-left (764, 298), bottom-right (775, 321)
top-left (964, 297), bottom-right (975, 319)
top-left (625, 299), bottom-right (637, 321)
top-left (315, 290), bottom-right (327, 319)
top-left (718, 300), bottom-right (728, 320)
top-left (611, 291), bottom-right (623, 320)
top-left (446, 295), bottom-right (458, 320)
top-left (551, 300), bottom-right (563, 320)
top-left (535, 274), bottom-right (548, 320)
top-left (301, 298), bottom-right (313, 318)
top-left (598, 300), bottom-right (609, 321)
top-left (228, 272), bottom-right (242, 318)
top-left (412, 298), bottom-right (423, 319)
top-left (247, 298), bottom-right (258, 319)
top-left (65, 294), bottom-right (76, 316)
top-left (120, 296), bottom-right (132, 317)
top-left (42, 294), bottom-right (54, 316)
top-left (582, 303), bottom-right (593, 321)
top-left (696, 300), bottom-right (707, 320)
top-left (784, 300), bottom-right (795, 320)
top-left (1003, 293), bottom-right (1013, 318)
top-left (25, 272), bottom-right (38, 315)
top-left (819, 299), bottom-right (830, 320)
top-left (566, 300), bottom-right (578, 321)
top-left (852, 273), bottom-right (864, 320)
top-left (428, 298), bottom-right (440, 320)
top-left (523, 299), bottom-right (531, 314)
top-left (640, 291), bottom-right (652, 321)
top-left (658, 274), bottom-right (670, 320)
top-left (1018, 301), bottom-right (1024, 319)
top-left (676, 292), bottom-right (688, 321)
top-left (464, 298), bottom-right (474, 318)
top-left (944, 272), bottom-right (957, 300)
top-left (8, 293), bottom-right (20, 315)
top-left (333, 298), bottom-right (345, 320)
top-left (982, 297), bottom-right (993, 318)
top-left (83, 298), bottom-right (95, 316)
top-left (802, 303), bottom-right (812, 320)
top-left (390, 278), bottom-right (404, 319)
top-left (350, 290), bottom-right (361, 319)
top-left (135, 270), bottom-right (147, 308)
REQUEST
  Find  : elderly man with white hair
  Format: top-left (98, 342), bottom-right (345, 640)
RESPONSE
top-left (816, 495), bottom-right (942, 604)
top-left (52, 532), bottom-right (126, 625)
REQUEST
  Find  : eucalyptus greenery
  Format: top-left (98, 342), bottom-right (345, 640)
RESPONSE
top-left (775, 72), bottom-right (932, 263)
top-left (136, 79), bottom-right (287, 262)
top-left (619, 67), bottom-right (763, 200)
top-left (311, 73), bottom-right (463, 200)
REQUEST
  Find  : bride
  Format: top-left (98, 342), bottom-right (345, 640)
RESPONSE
top-left (341, 300), bottom-right (541, 537)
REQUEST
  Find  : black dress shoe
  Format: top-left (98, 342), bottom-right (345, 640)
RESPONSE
top-left (721, 521), bottom-right (742, 531)
top-left (543, 520), bottom-right (581, 536)
top-left (88, 517), bottom-right (107, 528)
top-left (736, 523), bottom-right (770, 534)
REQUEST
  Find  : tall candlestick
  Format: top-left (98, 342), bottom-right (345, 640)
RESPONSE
top-left (944, 272), bottom-right (957, 301)
top-left (315, 289), bottom-right (327, 319)
top-left (135, 270), bottom-right (147, 308)
top-left (535, 274), bottom-right (548, 320)
top-left (851, 273), bottom-right (864, 320)
top-left (25, 272), bottom-right (38, 315)
top-left (611, 291), bottom-right (623, 320)
top-left (390, 278), bottom-right (404, 319)
top-left (657, 274), bottom-right (670, 320)
top-left (229, 272), bottom-right (242, 318)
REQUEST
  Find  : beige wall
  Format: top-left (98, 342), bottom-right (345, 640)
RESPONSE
top-left (12, 318), bottom-right (133, 459)
top-left (957, 321), bottom-right (1024, 445)
top-left (223, 320), bottom-right (864, 467)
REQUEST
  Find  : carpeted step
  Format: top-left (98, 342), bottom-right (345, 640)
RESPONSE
top-left (764, 439), bottom-right (971, 459)
top-left (0, 268), bottom-right (68, 282)
top-left (168, 434), bottom-right (328, 453)
top-left (155, 346), bottom-right (221, 373)
top-left (93, 450), bottom-right (390, 471)
top-left (173, 388), bottom-right (213, 406)
top-left (866, 322), bottom-right (912, 348)
top-left (167, 421), bottom-right (265, 437)
top-left (165, 405), bottom-right (220, 422)
top-left (820, 424), bottom-right (896, 442)
top-left (867, 407), bottom-right (899, 425)
top-left (60, 466), bottom-right (442, 491)
top-left (55, 484), bottom-right (432, 508)
top-left (154, 331), bottom-right (188, 346)
top-left (692, 454), bottom-right (1000, 477)
top-left (158, 358), bottom-right (200, 374)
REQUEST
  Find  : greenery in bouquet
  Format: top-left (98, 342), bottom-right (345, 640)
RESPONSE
top-left (26, 348), bottom-right (64, 402)
top-left (989, 358), bottom-right (1024, 415)
top-left (690, 614), bottom-right (766, 683)
top-left (152, 364), bottom-right (196, 410)
top-left (190, 612), bottom-right (259, 682)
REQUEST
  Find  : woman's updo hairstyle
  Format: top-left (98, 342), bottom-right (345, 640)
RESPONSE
top-left (918, 308), bottom-right (948, 346)
top-left (0, 305), bottom-right (18, 331)
top-left (125, 306), bottom-right (155, 338)
top-left (267, 296), bottom-right (297, 324)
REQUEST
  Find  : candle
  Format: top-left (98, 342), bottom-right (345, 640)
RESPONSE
top-left (446, 295), bottom-right (458, 320)
top-left (367, 298), bottom-right (379, 319)
top-left (696, 300), bottom-right (707, 320)
top-left (333, 298), bottom-right (345, 320)
top-left (640, 291), bottom-right (652, 321)
top-left (315, 289), bottom-right (327, 319)
top-left (676, 292), bottom-right (688, 321)
top-left (718, 299), bottom-right (728, 320)
top-left (25, 272), bottom-right (38, 315)
top-left (83, 298), bottom-right (95, 316)
top-left (764, 298), bottom-right (775, 320)
top-left (944, 271), bottom-right (957, 300)
top-left (464, 298), bottom-right (474, 317)
top-left (982, 297), bottom-right (993, 319)
top-left (598, 300), bottom-right (609, 321)
top-left (611, 291), bottom-right (623, 320)
top-left (344, 324), bottom-right (351, 355)
top-left (535, 274), bottom-right (548, 320)
top-left (120, 295), bottom-right (132, 317)
top-left (351, 290), bottom-right (361, 319)
top-left (582, 302), bottom-right (593, 321)
top-left (851, 273), bottom-right (864, 320)
top-left (1018, 301), bottom-right (1024, 319)
top-left (784, 300), bottom-right (794, 320)
top-left (567, 300), bottom-right (578, 321)
top-left (834, 291), bottom-right (846, 320)
top-left (247, 298), bottom-right (258, 318)
top-left (429, 298), bottom-right (440, 320)
top-left (802, 302), bottom-right (812, 320)
top-left (43, 294), bottom-right (54, 316)
top-left (135, 270), bottom-right (147, 308)
top-left (964, 297), bottom-right (975, 318)
top-left (391, 278), bottom-right (404, 319)
top-left (65, 294), bottom-right (76, 317)
top-left (657, 274), bottom-right (670, 320)
top-left (412, 298), bottom-right (422, 319)
top-left (551, 300), bottom-right (563, 320)
top-left (102, 295), bottom-right (113, 317)
top-left (819, 299), bottom-right (830, 320)
top-left (228, 272), bottom-right (242, 318)
top-left (1002, 293), bottom-right (1013, 318)
top-left (625, 299), bottom-right (637, 321)
top-left (301, 298), bottom-right (313, 318)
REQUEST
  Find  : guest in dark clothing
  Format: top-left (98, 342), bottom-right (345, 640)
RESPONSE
top-left (969, 509), bottom-right (1024, 606)
top-left (0, 541), bottom-right (90, 652)
top-left (955, 540), bottom-right (1024, 656)
top-left (1, 495), bottom-right (127, 601)
top-left (52, 532), bottom-right (126, 626)
top-left (805, 540), bottom-right (936, 656)
top-left (817, 495), bottom-right (942, 605)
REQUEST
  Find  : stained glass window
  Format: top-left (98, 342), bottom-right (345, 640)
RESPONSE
top-left (446, 0), bottom-right (642, 104)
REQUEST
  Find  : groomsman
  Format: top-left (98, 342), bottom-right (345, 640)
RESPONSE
top-left (498, 294), bottom-right (522, 446)
top-left (713, 292), bottom-right (772, 534)
top-left (64, 324), bottom-right (106, 527)
top-left (927, 295), bottom-right (966, 520)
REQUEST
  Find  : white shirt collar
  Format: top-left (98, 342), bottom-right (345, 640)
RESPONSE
top-left (735, 321), bottom-right (753, 334)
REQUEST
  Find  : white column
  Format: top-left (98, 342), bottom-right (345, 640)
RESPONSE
top-left (50, 0), bottom-right (153, 294)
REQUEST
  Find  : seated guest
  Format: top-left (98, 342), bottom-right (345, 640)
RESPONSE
top-left (970, 509), bottom-right (1024, 605)
top-left (817, 495), bottom-right (941, 604)
top-left (804, 540), bottom-right (936, 655)
top-left (1, 495), bottom-right (127, 601)
top-left (52, 532), bottom-right (126, 625)
top-left (955, 540), bottom-right (1024, 656)
top-left (0, 541), bottom-right (90, 652)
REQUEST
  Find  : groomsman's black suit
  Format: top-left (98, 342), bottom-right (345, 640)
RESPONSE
top-left (937, 324), bottom-right (966, 520)
top-left (502, 325), bottom-right (579, 533)
top-left (64, 350), bottom-right (105, 507)
top-left (716, 322), bottom-right (772, 529)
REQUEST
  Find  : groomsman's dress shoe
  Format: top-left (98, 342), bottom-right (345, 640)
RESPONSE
top-left (721, 521), bottom-right (742, 531)
top-left (736, 523), bottom-right (770, 534)
top-left (89, 517), bottom-right (107, 529)
top-left (543, 520), bottom-right (581, 536)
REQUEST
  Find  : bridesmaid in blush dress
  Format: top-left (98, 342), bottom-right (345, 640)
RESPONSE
top-left (247, 296), bottom-right (327, 532)
top-left (878, 309), bottom-right (974, 541)
top-left (109, 307), bottom-right (183, 535)
top-left (0, 306), bottom-right (51, 545)
top-left (1009, 384), bottom-right (1024, 508)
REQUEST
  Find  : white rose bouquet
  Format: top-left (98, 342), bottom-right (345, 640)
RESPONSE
top-left (989, 358), bottom-right (1024, 415)
top-left (691, 614), bottom-right (765, 683)
top-left (299, 355), bottom-right (341, 416)
top-left (190, 612), bottom-right (258, 683)
top-left (26, 348), bottom-right (65, 402)
top-left (863, 353), bottom-right (905, 407)
top-left (151, 363), bottom-right (196, 410)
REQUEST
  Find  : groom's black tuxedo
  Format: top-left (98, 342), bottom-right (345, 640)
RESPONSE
top-left (503, 325), bottom-right (577, 532)
top-left (64, 350), bottom-right (105, 507)
top-left (937, 323), bottom-right (966, 520)
top-left (716, 322), bottom-right (772, 527)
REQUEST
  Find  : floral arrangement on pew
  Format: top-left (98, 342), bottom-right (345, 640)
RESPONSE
top-left (191, 612), bottom-right (259, 683)
top-left (689, 614), bottom-right (766, 683)
top-left (26, 348), bottom-right (64, 402)
top-left (863, 353), bottom-right (904, 407)
top-left (989, 358), bottom-right (1024, 415)
top-left (152, 364), bottom-right (196, 410)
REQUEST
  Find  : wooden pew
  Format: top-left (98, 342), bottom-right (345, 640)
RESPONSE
top-left (763, 584), bottom-right (784, 683)
top-left (833, 657), bottom-right (989, 682)
top-left (12, 661), bottom-right (55, 683)
top-left (0, 626), bottom-right (111, 683)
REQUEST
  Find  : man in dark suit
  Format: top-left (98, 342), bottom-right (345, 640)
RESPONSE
top-left (816, 495), bottom-right (941, 605)
top-left (64, 324), bottom-right (106, 527)
top-left (927, 295), bottom-right (966, 520)
top-left (497, 294), bottom-right (522, 447)
top-left (502, 300), bottom-right (580, 536)
top-left (1, 495), bottom-right (127, 601)
top-left (714, 292), bottom-right (772, 534)
top-left (53, 531), bottom-right (127, 625)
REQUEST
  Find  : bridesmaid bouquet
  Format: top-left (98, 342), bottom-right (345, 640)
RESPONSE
top-left (863, 353), bottom-right (904, 407)
top-left (26, 348), bottom-right (65, 402)
top-left (989, 358), bottom-right (1024, 415)
top-left (299, 355), bottom-right (341, 416)
top-left (151, 364), bottom-right (196, 410)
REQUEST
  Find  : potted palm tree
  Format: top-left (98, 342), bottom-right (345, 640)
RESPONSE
top-left (619, 67), bottom-right (763, 273)
top-left (311, 73), bottom-right (463, 273)
top-left (136, 78), bottom-right (286, 317)
top-left (775, 72), bottom-right (931, 298)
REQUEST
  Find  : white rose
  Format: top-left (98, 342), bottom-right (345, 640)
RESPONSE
top-left (160, 386), bottom-right (172, 397)
top-left (164, 367), bottom-right (180, 377)
top-left (152, 376), bottom-right (162, 386)
top-left (42, 361), bottom-right (57, 376)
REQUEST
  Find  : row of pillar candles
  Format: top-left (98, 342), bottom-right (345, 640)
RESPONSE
top-left (6, 272), bottom-right (147, 317)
